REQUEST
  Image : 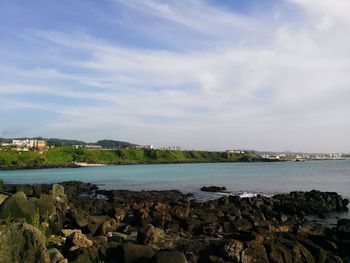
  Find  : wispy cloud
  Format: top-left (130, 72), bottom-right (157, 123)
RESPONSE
top-left (1, 0), bottom-right (350, 151)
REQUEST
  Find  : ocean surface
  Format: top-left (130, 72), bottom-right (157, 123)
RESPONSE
top-left (0, 160), bottom-right (349, 199)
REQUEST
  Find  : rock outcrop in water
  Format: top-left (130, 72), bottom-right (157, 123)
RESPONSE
top-left (0, 180), bottom-right (349, 262)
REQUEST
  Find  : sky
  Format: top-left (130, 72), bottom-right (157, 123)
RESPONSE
top-left (0, 0), bottom-right (350, 152)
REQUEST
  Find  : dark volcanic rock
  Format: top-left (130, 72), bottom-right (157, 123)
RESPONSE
top-left (200, 186), bottom-right (227, 192)
top-left (1, 181), bottom-right (349, 262)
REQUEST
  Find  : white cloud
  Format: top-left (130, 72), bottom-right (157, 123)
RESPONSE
top-left (2, 0), bottom-right (350, 151)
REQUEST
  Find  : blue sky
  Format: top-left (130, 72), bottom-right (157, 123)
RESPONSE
top-left (1, 0), bottom-right (350, 152)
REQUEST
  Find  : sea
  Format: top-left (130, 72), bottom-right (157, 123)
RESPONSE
top-left (1, 160), bottom-right (349, 225)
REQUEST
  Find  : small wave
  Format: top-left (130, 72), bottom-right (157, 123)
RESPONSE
top-left (239, 192), bottom-right (258, 198)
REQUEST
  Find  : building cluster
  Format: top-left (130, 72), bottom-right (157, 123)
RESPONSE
top-left (261, 152), bottom-right (345, 160)
top-left (0, 139), bottom-right (48, 152)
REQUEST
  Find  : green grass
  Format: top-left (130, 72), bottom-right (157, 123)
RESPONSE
top-left (0, 147), bottom-right (265, 169)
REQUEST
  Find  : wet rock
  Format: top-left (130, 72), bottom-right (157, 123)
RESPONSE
top-left (200, 186), bottom-right (226, 192)
top-left (0, 222), bottom-right (50, 263)
top-left (0, 191), bottom-right (36, 221)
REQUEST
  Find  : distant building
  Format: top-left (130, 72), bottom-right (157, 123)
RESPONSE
top-left (226, 150), bottom-right (245, 154)
top-left (135, 145), bottom-right (154, 150)
top-left (11, 139), bottom-right (47, 150)
top-left (84, 144), bottom-right (103, 149)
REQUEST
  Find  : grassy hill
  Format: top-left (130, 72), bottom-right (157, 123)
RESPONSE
top-left (0, 147), bottom-right (267, 169)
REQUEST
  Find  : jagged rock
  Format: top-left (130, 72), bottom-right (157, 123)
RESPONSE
top-left (95, 217), bottom-right (117, 236)
top-left (241, 241), bottom-right (269, 263)
top-left (220, 239), bottom-right (244, 261)
top-left (66, 232), bottom-right (93, 249)
top-left (0, 222), bottom-right (50, 263)
top-left (0, 191), bottom-right (36, 221)
top-left (138, 224), bottom-right (165, 247)
top-left (68, 208), bottom-right (90, 228)
top-left (62, 229), bottom-right (82, 237)
top-left (151, 250), bottom-right (187, 263)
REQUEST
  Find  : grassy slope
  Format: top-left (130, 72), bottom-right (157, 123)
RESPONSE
top-left (0, 147), bottom-right (265, 169)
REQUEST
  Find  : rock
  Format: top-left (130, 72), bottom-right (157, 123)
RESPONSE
top-left (108, 231), bottom-right (129, 242)
top-left (151, 250), bottom-right (187, 263)
top-left (62, 229), bottom-right (82, 237)
top-left (337, 218), bottom-right (350, 234)
top-left (108, 242), bottom-right (155, 263)
top-left (66, 232), bottom-right (93, 249)
top-left (0, 193), bottom-right (9, 205)
top-left (172, 205), bottom-right (190, 220)
top-left (0, 222), bottom-right (50, 263)
top-left (138, 224), bottom-right (165, 247)
top-left (0, 191), bottom-right (36, 221)
top-left (200, 186), bottom-right (226, 192)
top-left (91, 235), bottom-right (108, 247)
top-left (241, 241), bottom-right (269, 263)
top-left (220, 239), bottom-right (244, 261)
top-left (0, 180), bottom-right (4, 190)
top-left (52, 184), bottom-right (65, 197)
top-left (32, 184), bottom-right (43, 198)
top-left (16, 184), bottom-right (34, 196)
top-left (48, 248), bottom-right (67, 263)
top-left (95, 217), bottom-right (117, 236)
top-left (68, 208), bottom-right (90, 228)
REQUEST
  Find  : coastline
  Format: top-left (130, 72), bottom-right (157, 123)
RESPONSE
top-left (0, 158), bottom-right (282, 170)
top-left (0, 181), bottom-right (349, 262)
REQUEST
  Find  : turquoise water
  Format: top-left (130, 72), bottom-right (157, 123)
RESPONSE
top-left (0, 160), bottom-right (350, 200)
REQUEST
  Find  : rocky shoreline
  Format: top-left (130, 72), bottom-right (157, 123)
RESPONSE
top-left (0, 180), bottom-right (349, 263)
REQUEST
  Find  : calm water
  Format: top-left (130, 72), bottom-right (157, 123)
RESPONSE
top-left (0, 160), bottom-right (350, 200)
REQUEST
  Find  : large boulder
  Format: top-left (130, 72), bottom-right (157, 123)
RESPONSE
top-left (0, 222), bottom-right (50, 263)
top-left (0, 191), bottom-right (36, 221)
